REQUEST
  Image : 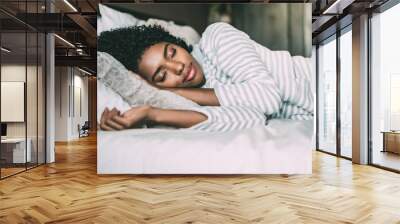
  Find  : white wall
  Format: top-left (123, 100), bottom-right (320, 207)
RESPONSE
top-left (54, 67), bottom-right (89, 141)
top-left (1, 65), bottom-right (41, 137)
top-left (54, 66), bottom-right (69, 141)
top-left (71, 72), bottom-right (89, 138)
top-left (1, 63), bottom-right (46, 164)
top-left (1, 65), bottom-right (26, 139)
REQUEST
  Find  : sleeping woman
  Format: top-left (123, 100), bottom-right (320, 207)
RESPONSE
top-left (98, 22), bottom-right (314, 132)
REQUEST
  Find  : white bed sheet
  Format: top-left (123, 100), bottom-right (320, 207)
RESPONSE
top-left (97, 119), bottom-right (313, 174)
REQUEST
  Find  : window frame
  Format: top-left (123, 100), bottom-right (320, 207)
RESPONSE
top-left (368, 0), bottom-right (400, 173)
top-left (315, 23), bottom-right (353, 161)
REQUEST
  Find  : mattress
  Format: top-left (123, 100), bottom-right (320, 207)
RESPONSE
top-left (97, 119), bottom-right (313, 174)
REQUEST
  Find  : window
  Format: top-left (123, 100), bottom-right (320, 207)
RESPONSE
top-left (317, 36), bottom-right (337, 154)
top-left (0, 1), bottom-right (47, 179)
top-left (339, 28), bottom-right (352, 158)
top-left (371, 2), bottom-right (400, 171)
top-left (390, 74), bottom-right (400, 130)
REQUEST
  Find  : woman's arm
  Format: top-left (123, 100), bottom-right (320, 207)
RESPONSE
top-left (99, 105), bottom-right (207, 130)
top-left (198, 22), bottom-right (283, 115)
top-left (147, 107), bottom-right (207, 128)
top-left (100, 104), bottom-right (267, 132)
top-left (166, 88), bottom-right (220, 106)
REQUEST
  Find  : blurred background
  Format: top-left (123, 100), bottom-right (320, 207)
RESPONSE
top-left (104, 3), bottom-right (312, 57)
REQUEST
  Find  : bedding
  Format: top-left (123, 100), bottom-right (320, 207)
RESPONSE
top-left (97, 52), bottom-right (199, 110)
top-left (97, 119), bottom-right (313, 174)
top-left (97, 80), bottom-right (130, 124)
top-left (97, 4), bottom-right (201, 46)
top-left (96, 6), bottom-right (314, 175)
top-left (97, 52), bottom-right (200, 129)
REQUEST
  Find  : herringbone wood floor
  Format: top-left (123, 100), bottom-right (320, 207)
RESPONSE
top-left (1, 134), bottom-right (400, 224)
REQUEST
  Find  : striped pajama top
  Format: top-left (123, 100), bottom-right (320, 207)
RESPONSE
top-left (188, 22), bottom-right (314, 132)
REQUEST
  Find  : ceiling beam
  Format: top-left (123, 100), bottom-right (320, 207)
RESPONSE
top-left (322, 0), bottom-right (356, 15)
top-left (13, 13), bottom-right (82, 32)
top-left (55, 55), bottom-right (96, 71)
top-left (66, 13), bottom-right (97, 47)
top-left (312, 15), bottom-right (335, 33)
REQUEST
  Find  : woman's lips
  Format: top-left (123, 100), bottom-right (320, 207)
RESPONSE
top-left (184, 63), bottom-right (196, 83)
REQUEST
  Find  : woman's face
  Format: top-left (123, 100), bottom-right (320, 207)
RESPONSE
top-left (138, 42), bottom-right (205, 88)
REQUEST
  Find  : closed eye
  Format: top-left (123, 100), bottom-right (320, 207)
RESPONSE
top-left (168, 47), bottom-right (176, 59)
top-left (172, 48), bottom-right (176, 57)
top-left (161, 71), bottom-right (167, 81)
top-left (156, 71), bottom-right (167, 83)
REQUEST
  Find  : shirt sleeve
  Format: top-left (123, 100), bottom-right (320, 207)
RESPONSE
top-left (187, 105), bottom-right (267, 132)
top-left (200, 22), bottom-right (282, 116)
top-left (279, 102), bottom-right (314, 120)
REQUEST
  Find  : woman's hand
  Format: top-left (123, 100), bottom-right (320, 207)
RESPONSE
top-left (99, 106), bottom-right (151, 131)
top-left (100, 105), bottom-right (207, 131)
top-left (99, 107), bottom-right (121, 131)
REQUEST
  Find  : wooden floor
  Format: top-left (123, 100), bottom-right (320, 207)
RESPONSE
top-left (372, 150), bottom-right (400, 171)
top-left (1, 167), bottom-right (26, 178)
top-left (1, 134), bottom-right (400, 224)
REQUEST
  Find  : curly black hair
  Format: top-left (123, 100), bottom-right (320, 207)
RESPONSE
top-left (98, 25), bottom-right (192, 73)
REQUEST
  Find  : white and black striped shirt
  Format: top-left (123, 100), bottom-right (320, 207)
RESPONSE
top-left (189, 22), bottom-right (314, 132)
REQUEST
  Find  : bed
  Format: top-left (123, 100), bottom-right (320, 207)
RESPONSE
top-left (97, 4), bottom-right (314, 175)
top-left (97, 119), bottom-right (313, 174)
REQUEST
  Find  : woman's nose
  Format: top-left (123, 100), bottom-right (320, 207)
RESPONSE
top-left (166, 61), bottom-right (184, 76)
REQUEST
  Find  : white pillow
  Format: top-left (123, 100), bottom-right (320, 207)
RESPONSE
top-left (97, 4), bottom-right (140, 35)
top-left (97, 51), bottom-right (199, 109)
top-left (137, 18), bottom-right (200, 46)
top-left (97, 52), bottom-right (200, 129)
top-left (97, 4), bottom-right (201, 46)
top-left (97, 80), bottom-right (131, 124)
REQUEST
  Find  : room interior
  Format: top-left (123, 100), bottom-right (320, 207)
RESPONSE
top-left (312, 0), bottom-right (400, 172)
top-left (0, 0), bottom-right (400, 222)
top-left (96, 3), bottom-right (314, 174)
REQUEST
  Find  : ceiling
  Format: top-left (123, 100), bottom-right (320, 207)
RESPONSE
top-left (311, 0), bottom-right (389, 43)
top-left (0, 0), bottom-right (391, 74)
top-left (0, 0), bottom-right (99, 74)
